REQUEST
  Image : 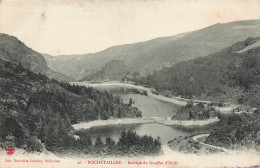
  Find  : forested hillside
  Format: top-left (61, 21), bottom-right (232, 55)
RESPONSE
top-left (145, 37), bottom-right (260, 107)
top-left (0, 58), bottom-right (141, 152)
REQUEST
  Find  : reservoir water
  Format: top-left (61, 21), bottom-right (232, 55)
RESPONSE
top-left (75, 83), bottom-right (234, 144)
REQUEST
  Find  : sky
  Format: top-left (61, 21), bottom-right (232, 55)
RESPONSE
top-left (0, 0), bottom-right (260, 56)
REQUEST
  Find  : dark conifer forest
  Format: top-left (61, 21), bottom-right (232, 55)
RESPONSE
top-left (75, 129), bottom-right (161, 156)
top-left (0, 58), bottom-right (152, 154)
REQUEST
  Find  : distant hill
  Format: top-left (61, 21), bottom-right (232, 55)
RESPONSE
top-left (0, 34), bottom-right (73, 82)
top-left (44, 19), bottom-right (260, 80)
top-left (145, 37), bottom-right (260, 107)
top-left (80, 60), bottom-right (129, 82)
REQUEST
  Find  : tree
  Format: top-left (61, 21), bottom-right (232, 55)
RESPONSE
top-left (94, 136), bottom-right (104, 148)
top-left (105, 137), bottom-right (115, 147)
top-left (118, 129), bottom-right (127, 146)
top-left (105, 137), bottom-right (116, 154)
top-left (129, 98), bottom-right (133, 106)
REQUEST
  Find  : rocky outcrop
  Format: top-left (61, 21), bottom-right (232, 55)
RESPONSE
top-left (0, 33), bottom-right (72, 81)
top-left (172, 102), bottom-right (217, 120)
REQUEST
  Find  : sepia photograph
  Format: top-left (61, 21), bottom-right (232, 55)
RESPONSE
top-left (0, 0), bottom-right (260, 167)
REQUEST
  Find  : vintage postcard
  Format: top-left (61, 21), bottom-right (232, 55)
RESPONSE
top-left (0, 0), bottom-right (260, 167)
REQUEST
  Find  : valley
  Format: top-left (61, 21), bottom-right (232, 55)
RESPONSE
top-left (0, 19), bottom-right (260, 163)
top-left (1, 0), bottom-right (260, 166)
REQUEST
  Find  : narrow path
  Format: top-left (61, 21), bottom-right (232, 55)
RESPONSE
top-left (192, 134), bottom-right (230, 152)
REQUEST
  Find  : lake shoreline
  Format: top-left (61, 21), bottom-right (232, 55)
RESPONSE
top-left (72, 81), bottom-right (220, 130)
top-left (72, 81), bottom-right (188, 106)
top-left (72, 81), bottom-right (238, 113)
top-left (72, 117), bottom-right (220, 130)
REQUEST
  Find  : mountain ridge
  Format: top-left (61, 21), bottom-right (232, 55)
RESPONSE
top-left (43, 19), bottom-right (260, 80)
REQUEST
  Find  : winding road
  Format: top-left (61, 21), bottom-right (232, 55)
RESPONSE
top-left (192, 134), bottom-right (230, 152)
